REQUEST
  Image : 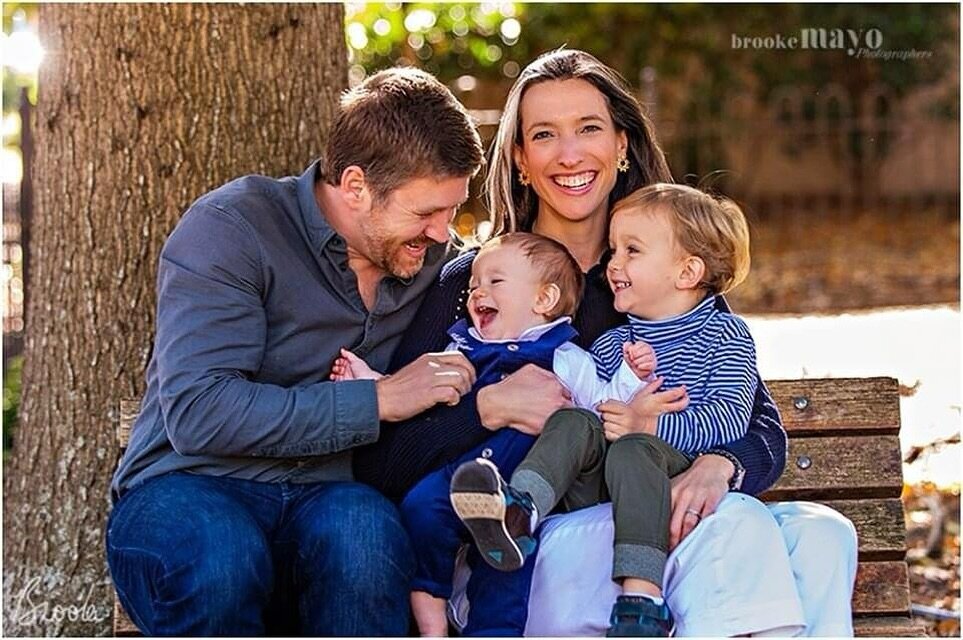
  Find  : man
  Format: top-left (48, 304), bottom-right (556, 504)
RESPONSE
top-left (107, 68), bottom-right (484, 635)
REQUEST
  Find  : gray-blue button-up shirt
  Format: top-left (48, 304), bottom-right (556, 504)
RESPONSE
top-left (111, 162), bottom-right (449, 500)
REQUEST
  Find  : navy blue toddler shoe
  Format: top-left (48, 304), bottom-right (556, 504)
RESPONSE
top-left (606, 595), bottom-right (673, 637)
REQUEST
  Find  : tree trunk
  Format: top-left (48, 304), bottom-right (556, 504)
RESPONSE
top-left (2, 5), bottom-right (346, 635)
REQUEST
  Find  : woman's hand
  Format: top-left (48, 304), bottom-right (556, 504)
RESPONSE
top-left (477, 364), bottom-right (572, 435)
top-left (668, 453), bottom-right (736, 549)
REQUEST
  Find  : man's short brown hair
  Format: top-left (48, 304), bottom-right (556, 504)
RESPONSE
top-left (483, 232), bottom-right (585, 319)
top-left (612, 184), bottom-right (751, 295)
top-left (323, 68), bottom-right (484, 201)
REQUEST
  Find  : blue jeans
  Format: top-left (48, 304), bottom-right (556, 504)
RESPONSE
top-left (401, 428), bottom-right (537, 636)
top-left (106, 472), bottom-right (414, 636)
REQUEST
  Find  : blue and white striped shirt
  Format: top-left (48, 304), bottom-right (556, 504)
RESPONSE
top-left (590, 295), bottom-right (758, 454)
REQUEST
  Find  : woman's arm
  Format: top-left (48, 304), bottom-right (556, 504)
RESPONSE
top-left (709, 377), bottom-right (787, 495)
top-left (709, 296), bottom-right (788, 495)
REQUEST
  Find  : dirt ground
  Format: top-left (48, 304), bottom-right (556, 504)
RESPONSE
top-left (903, 484), bottom-right (961, 636)
top-left (728, 208), bottom-right (960, 314)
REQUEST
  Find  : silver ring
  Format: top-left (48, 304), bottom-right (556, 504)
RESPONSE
top-left (684, 508), bottom-right (702, 521)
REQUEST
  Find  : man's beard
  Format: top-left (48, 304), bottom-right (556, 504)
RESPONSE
top-left (361, 222), bottom-right (435, 280)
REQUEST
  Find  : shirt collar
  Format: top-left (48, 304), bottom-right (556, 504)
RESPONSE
top-left (467, 316), bottom-right (573, 344)
top-left (297, 159), bottom-right (338, 250)
top-left (626, 295), bottom-right (717, 348)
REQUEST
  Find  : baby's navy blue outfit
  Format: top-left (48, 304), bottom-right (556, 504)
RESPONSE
top-left (400, 318), bottom-right (577, 636)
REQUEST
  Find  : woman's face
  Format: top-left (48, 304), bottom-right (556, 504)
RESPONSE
top-left (514, 78), bottom-right (627, 227)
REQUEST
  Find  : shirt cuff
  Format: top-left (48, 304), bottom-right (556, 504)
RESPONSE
top-left (335, 379), bottom-right (381, 449)
top-left (716, 437), bottom-right (766, 495)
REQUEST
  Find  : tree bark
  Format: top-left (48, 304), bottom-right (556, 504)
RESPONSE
top-left (2, 4), bottom-right (346, 635)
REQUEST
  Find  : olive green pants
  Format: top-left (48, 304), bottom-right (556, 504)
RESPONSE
top-left (510, 408), bottom-right (691, 587)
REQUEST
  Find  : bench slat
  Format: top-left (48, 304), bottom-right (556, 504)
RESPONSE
top-left (853, 561), bottom-right (912, 615)
top-left (768, 377), bottom-right (900, 435)
top-left (763, 435), bottom-right (903, 501)
top-left (854, 616), bottom-right (928, 637)
top-left (822, 498), bottom-right (907, 560)
top-left (118, 399), bottom-right (140, 449)
top-left (114, 600), bottom-right (139, 636)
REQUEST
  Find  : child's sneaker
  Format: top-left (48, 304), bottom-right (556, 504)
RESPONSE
top-left (450, 457), bottom-right (537, 572)
top-left (606, 595), bottom-right (673, 637)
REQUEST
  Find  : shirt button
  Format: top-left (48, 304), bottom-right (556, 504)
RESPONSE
top-left (500, 373), bottom-right (508, 380)
top-left (507, 344), bottom-right (519, 352)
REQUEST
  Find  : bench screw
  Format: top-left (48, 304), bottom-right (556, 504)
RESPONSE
top-left (792, 396), bottom-right (809, 411)
top-left (796, 455), bottom-right (812, 470)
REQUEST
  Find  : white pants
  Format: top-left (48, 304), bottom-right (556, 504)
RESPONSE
top-left (450, 495), bottom-right (857, 636)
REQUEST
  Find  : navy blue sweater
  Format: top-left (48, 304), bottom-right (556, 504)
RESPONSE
top-left (353, 250), bottom-right (787, 501)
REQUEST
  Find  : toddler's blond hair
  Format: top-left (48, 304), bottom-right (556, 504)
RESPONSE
top-left (612, 184), bottom-right (750, 295)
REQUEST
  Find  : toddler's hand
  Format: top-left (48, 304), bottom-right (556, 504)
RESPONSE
top-left (631, 376), bottom-right (689, 417)
top-left (623, 341), bottom-right (657, 380)
top-left (597, 399), bottom-right (657, 441)
top-left (330, 348), bottom-right (382, 381)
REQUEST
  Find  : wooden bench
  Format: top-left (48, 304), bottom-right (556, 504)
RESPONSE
top-left (112, 377), bottom-right (926, 636)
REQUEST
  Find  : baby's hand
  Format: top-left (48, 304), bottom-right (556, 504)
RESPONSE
top-left (623, 341), bottom-right (657, 380)
top-left (330, 348), bottom-right (383, 381)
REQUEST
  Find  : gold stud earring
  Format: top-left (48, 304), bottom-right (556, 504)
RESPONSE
top-left (616, 155), bottom-right (630, 173)
top-left (518, 169), bottom-right (531, 186)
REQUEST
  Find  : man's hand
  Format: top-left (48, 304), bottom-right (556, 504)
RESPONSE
top-left (476, 364), bottom-right (572, 435)
top-left (623, 341), bottom-right (657, 380)
top-left (668, 453), bottom-right (735, 549)
top-left (376, 351), bottom-right (476, 422)
top-left (330, 348), bottom-right (382, 381)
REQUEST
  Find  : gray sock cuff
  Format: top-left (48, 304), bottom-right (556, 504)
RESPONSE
top-left (509, 469), bottom-right (557, 521)
top-left (612, 543), bottom-right (667, 587)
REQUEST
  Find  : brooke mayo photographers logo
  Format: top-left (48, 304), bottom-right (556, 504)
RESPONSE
top-left (731, 28), bottom-right (933, 60)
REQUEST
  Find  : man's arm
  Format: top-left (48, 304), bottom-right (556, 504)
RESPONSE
top-left (155, 203), bottom-right (382, 458)
top-left (155, 203), bottom-right (475, 459)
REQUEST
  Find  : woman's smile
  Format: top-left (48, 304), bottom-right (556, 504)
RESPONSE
top-left (551, 170), bottom-right (598, 194)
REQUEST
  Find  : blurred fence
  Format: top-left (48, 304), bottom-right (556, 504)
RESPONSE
top-left (1, 81), bottom-right (958, 358)
top-left (656, 82), bottom-right (960, 221)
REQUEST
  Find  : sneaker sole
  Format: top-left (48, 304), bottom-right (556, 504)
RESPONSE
top-left (450, 460), bottom-right (524, 572)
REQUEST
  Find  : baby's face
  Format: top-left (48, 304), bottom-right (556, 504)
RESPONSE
top-left (468, 244), bottom-right (550, 340)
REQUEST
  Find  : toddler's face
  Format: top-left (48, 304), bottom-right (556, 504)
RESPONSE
top-left (468, 244), bottom-right (551, 340)
top-left (607, 207), bottom-right (687, 319)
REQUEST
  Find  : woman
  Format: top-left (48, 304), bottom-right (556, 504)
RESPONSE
top-left (355, 49), bottom-right (857, 636)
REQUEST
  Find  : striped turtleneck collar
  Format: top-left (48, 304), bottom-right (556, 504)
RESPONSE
top-left (627, 295), bottom-right (718, 349)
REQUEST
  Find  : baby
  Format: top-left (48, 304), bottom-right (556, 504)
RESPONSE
top-left (450, 184), bottom-right (759, 637)
top-left (332, 231), bottom-right (654, 636)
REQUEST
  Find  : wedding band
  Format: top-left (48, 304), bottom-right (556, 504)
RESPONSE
top-left (684, 508), bottom-right (702, 520)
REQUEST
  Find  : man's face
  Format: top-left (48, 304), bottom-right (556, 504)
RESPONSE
top-left (361, 175), bottom-right (471, 279)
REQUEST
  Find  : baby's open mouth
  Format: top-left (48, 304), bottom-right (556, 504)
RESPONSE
top-left (474, 304), bottom-right (498, 328)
